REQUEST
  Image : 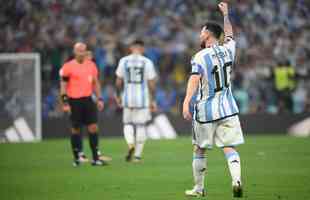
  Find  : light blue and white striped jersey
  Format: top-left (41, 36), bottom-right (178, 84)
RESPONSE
top-left (191, 39), bottom-right (239, 123)
top-left (116, 54), bottom-right (157, 109)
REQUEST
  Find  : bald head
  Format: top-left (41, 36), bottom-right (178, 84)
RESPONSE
top-left (73, 42), bottom-right (87, 63)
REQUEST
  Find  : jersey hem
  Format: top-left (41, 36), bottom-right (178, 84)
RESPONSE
top-left (194, 113), bottom-right (239, 124)
top-left (190, 72), bottom-right (201, 75)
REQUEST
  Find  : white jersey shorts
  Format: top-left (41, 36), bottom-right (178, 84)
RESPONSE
top-left (123, 108), bottom-right (151, 124)
top-left (192, 115), bottom-right (244, 149)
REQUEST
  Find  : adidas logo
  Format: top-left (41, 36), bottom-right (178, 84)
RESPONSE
top-left (3, 117), bottom-right (36, 142)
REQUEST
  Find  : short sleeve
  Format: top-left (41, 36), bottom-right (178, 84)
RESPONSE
top-left (59, 63), bottom-right (70, 78)
top-left (146, 60), bottom-right (157, 80)
top-left (190, 55), bottom-right (204, 76)
top-left (223, 37), bottom-right (236, 60)
top-left (116, 59), bottom-right (125, 78)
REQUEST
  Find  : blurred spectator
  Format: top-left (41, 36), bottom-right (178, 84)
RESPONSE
top-left (271, 60), bottom-right (296, 113)
top-left (1, 0), bottom-right (310, 117)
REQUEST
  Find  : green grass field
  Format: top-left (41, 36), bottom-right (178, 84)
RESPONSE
top-left (1, 135), bottom-right (310, 200)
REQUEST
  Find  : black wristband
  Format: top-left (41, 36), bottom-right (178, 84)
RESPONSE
top-left (61, 94), bottom-right (69, 104)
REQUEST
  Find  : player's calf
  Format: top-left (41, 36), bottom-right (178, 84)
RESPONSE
top-left (125, 146), bottom-right (135, 162)
top-left (223, 147), bottom-right (243, 197)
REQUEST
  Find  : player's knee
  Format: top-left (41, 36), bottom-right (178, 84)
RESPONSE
top-left (194, 145), bottom-right (206, 155)
top-left (71, 127), bottom-right (81, 134)
top-left (136, 126), bottom-right (146, 142)
top-left (124, 124), bottom-right (134, 135)
top-left (223, 146), bottom-right (236, 154)
top-left (87, 124), bottom-right (98, 134)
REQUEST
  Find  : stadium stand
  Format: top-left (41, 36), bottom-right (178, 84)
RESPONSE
top-left (1, 0), bottom-right (310, 118)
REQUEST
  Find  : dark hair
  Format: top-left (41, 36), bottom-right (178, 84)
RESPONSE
top-left (203, 22), bottom-right (223, 39)
top-left (131, 39), bottom-right (145, 46)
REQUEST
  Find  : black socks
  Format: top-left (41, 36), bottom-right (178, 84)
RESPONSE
top-left (71, 134), bottom-right (80, 160)
top-left (89, 133), bottom-right (99, 161)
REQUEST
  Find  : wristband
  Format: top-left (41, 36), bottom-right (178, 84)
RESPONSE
top-left (61, 94), bottom-right (69, 104)
top-left (98, 97), bottom-right (104, 102)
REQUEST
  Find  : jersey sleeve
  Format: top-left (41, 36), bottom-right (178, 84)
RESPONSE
top-left (190, 54), bottom-right (204, 76)
top-left (223, 37), bottom-right (236, 60)
top-left (146, 60), bottom-right (157, 80)
top-left (59, 63), bottom-right (71, 78)
top-left (116, 58), bottom-right (125, 78)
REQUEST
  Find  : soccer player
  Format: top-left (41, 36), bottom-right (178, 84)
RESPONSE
top-left (115, 40), bottom-right (157, 162)
top-left (183, 2), bottom-right (244, 197)
top-left (59, 42), bottom-right (107, 166)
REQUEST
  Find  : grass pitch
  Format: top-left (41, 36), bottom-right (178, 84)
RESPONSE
top-left (0, 135), bottom-right (310, 200)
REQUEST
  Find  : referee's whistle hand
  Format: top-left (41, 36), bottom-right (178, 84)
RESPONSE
top-left (97, 100), bottom-right (104, 111)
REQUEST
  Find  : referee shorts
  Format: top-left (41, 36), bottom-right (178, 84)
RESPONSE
top-left (68, 96), bottom-right (98, 128)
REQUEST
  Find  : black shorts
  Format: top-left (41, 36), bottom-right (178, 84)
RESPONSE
top-left (68, 96), bottom-right (98, 128)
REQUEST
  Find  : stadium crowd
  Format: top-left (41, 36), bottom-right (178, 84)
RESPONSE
top-left (1, 0), bottom-right (310, 117)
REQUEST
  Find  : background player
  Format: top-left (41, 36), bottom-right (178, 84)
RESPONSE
top-left (183, 2), bottom-right (244, 197)
top-left (59, 42), bottom-right (107, 166)
top-left (115, 40), bottom-right (157, 162)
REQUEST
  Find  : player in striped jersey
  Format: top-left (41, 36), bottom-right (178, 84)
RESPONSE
top-left (183, 2), bottom-right (244, 197)
top-left (115, 40), bottom-right (157, 162)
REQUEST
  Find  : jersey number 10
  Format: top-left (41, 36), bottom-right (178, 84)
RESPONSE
top-left (211, 61), bottom-right (232, 92)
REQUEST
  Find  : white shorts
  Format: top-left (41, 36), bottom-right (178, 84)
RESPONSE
top-left (192, 115), bottom-right (244, 149)
top-left (123, 108), bottom-right (151, 124)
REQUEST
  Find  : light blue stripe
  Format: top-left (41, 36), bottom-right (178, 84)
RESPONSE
top-left (203, 54), bottom-right (214, 121)
top-left (124, 60), bottom-right (129, 107)
top-left (225, 151), bottom-right (239, 159)
top-left (204, 54), bottom-right (215, 97)
top-left (222, 90), bottom-right (228, 116)
top-left (227, 88), bottom-right (237, 114)
top-left (232, 94), bottom-right (239, 113)
top-left (227, 49), bottom-right (233, 62)
top-left (192, 63), bottom-right (205, 75)
top-left (206, 98), bottom-right (213, 121)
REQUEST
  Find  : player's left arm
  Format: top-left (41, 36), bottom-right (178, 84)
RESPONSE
top-left (147, 60), bottom-right (158, 112)
top-left (148, 78), bottom-right (157, 112)
top-left (183, 74), bottom-right (200, 121)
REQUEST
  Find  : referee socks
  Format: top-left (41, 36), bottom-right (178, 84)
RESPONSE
top-left (70, 134), bottom-right (80, 161)
top-left (88, 132), bottom-right (99, 161)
